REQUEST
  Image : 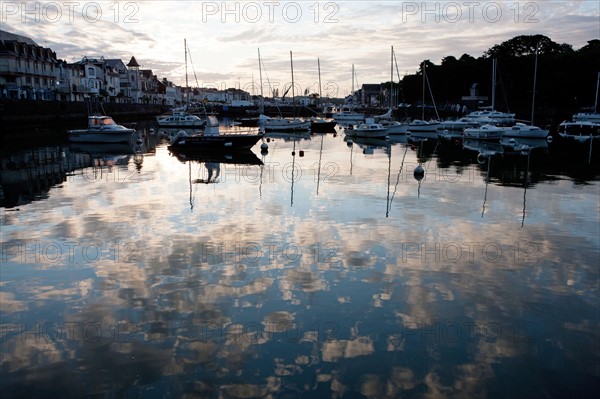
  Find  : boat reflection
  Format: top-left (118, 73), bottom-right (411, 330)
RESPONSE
top-left (169, 148), bottom-right (263, 209)
top-left (501, 136), bottom-right (549, 154)
top-left (264, 130), bottom-right (312, 142)
top-left (344, 136), bottom-right (390, 155)
top-left (169, 148), bottom-right (263, 166)
top-left (463, 139), bottom-right (504, 157)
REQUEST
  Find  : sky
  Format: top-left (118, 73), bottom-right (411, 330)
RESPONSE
top-left (1, 0), bottom-right (599, 97)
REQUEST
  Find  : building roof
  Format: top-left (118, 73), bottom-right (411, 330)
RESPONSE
top-left (127, 56), bottom-right (140, 67)
top-left (105, 59), bottom-right (126, 68)
top-left (0, 30), bottom-right (39, 46)
top-left (361, 84), bottom-right (382, 91)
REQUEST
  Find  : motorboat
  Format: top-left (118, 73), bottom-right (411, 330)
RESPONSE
top-left (68, 115), bottom-right (135, 143)
top-left (463, 124), bottom-right (507, 140)
top-left (558, 120), bottom-right (600, 142)
top-left (465, 110), bottom-right (516, 125)
top-left (261, 116), bottom-right (311, 132)
top-left (438, 118), bottom-right (481, 131)
top-left (573, 113), bottom-right (600, 123)
top-left (503, 122), bottom-right (548, 139)
top-left (344, 121), bottom-right (389, 138)
top-left (156, 111), bottom-right (206, 128)
top-left (332, 106), bottom-right (364, 123)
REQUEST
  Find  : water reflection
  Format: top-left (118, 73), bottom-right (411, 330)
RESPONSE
top-left (1, 124), bottom-right (599, 398)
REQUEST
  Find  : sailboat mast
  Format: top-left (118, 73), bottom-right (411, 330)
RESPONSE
top-left (183, 39), bottom-right (188, 90)
top-left (318, 58), bottom-right (322, 106)
top-left (290, 51), bottom-right (295, 114)
top-left (390, 46), bottom-right (394, 109)
top-left (351, 64), bottom-right (355, 93)
top-left (595, 71), bottom-right (600, 114)
top-left (421, 61), bottom-right (425, 120)
top-left (531, 43), bottom-right (539, 125)
top-left (258, 48), bottom-right (264, 113)
top-left (491, 59), bottom-right (496, 111)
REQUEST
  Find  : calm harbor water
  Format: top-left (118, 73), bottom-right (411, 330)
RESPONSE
top-left (1, 120), bottom-right (599, 398)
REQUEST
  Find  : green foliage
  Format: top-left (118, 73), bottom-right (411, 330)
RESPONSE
top-left (398, 35), bottom-right (599, 122)
top-left (484, 34), bottom-right (573, 58)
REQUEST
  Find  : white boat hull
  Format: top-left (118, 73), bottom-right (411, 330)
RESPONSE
top-left (68, 130), bottom-right (135, 143)
top-left (503, 127), bottom-right (548, 139)
top-left (385, 123), bottom-right (409, 134)
top-left (157, 121), bottom-right (205, 128)
top-left (408, 121), bottom-right (441, 133)
top-left (263, 118), bottom-right (311, 132)
top-left (463, 124), bottom-right (506, 140)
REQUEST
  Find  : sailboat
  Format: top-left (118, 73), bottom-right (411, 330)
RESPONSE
top-left (559, 71), bottom-right (600, 142)
top-left (157, 39), bottom-right (206, 128)
top-left (377, 46), bottom-right (409, 135)
top-left (466, 59), bottom-right (516, 125)
top-left (408, 60), bottom-right (441, 138)
top-left (261, 51), bottom-right (311, 132)
top-left (310, 58), bottom-right (337, 133)
top-left (168, 40), bottom-right (263, 151)
top-left (332, 64), bottom-right (364, 123)
top-left (504, 44), bottom-right (549, 139)
top-left (573, 72), bottom-right (600, 123)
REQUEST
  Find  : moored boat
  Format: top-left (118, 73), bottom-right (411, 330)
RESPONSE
top-left (68, 115), bottom-right (135, 143)
top-left (156, 111), bottom-right (206, 128)
top-left (344, 121), bottom-right (389, 138)
top-left (310, 117), bottom-right (337, 133)
top-left (503, 122), bottom-right (548, 139)
top-left (438, 118), bottom-right (480, 131)
top-left (465, 110), bottom-right (516, 126)
top-left (167, 129), bottom-right (263, 151)
top-left (463, 124), bottom-right (507, 140)
top-left (262, 117), bottom-right (311, 132)
top-left (332, 106), bottom-right (364, 123)
top-left (558, 120), bottom-right (600, 142)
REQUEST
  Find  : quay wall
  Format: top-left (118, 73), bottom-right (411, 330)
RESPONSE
top-left (0, 100), bottom-right (169, 127)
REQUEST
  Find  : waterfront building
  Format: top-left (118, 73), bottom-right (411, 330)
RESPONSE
top-left (126, 56), bottom-right (142, 103)
top-left (0, 29), bottom-right (58, 100)
top-left (358, 84), bottom-right (383, 107)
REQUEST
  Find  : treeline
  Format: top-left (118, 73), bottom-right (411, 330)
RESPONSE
top-left (394, 35), bottom-right (600, 125)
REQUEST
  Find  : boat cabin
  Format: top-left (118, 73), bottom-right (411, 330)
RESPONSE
top-left (88, 116), bottom-right (118, 128)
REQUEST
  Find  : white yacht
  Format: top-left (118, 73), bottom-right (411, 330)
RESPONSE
top-left (503, 123), bottom-right (548, 139)
top-left (463, 124), bottom-right (507, 140)
top-left (157, 112), bottom-right (206, 128)
top-left (68, 116), bottom-right (135, 143)
top-left (344, 122), bottom-right (389, 138)
top-left (558, 120), bottom-right (600, 142)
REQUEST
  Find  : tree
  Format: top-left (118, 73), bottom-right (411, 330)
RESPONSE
top-left (484, 34), bottom-right (573, 58)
